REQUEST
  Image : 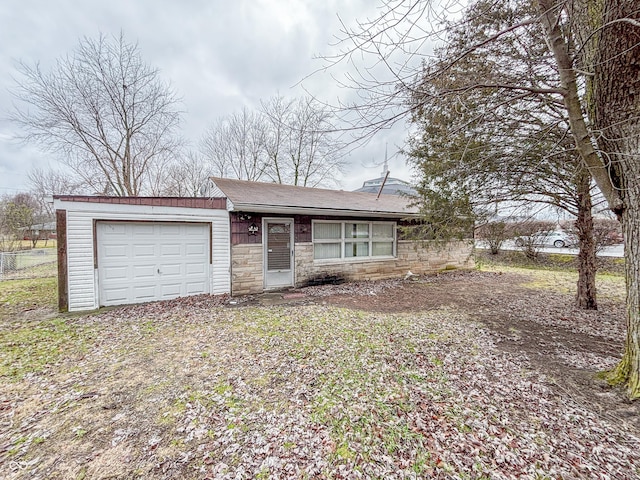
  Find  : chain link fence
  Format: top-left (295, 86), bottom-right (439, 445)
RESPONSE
top-left (0, 249), bottom-right (57, 281)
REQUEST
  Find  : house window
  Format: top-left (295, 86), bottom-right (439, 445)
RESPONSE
top-left (313, 221), bottom-right (396, 260)
top-left (372, 223), bottom-right (395, 256)
top-left (345, 223), bottom-right (369, 258)
top-left (313, 222), bottom-right (342, 260)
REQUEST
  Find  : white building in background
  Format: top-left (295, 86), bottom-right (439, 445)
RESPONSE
top-left (353, 159), bottom-right (416, 196)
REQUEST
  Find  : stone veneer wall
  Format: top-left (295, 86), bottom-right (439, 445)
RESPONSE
top-left (231, 240), bottom-right (474, 295)
top-left (294, 240), bottom-right (474, 287)
top-left (231, 244), bottom-right (263, 295)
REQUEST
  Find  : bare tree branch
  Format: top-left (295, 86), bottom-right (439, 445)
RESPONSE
top-left (11, 33), bottom-right (182, 196)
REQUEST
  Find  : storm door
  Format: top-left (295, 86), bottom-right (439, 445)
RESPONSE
top-left (263, 219), bottom-right (294, 289)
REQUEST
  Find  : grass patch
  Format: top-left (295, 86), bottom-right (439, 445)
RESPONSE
top-left (0, 275), bottom-right (57, 320)
top-left (475, 249), bottom-right (624, 276)
top-left (478, 262), bottom-right (625, 301)
top-left (0, 316), bottom-right (89, 379)
top-left (12, 240), bottom-right (58, 249)
top-left (476, 249), bottom-right (625, 301)
top-left (0, 275), bottom-right (69, 378)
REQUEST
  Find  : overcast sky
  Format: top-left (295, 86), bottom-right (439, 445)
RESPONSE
top-left (0, 0), bottom-right (414, 196)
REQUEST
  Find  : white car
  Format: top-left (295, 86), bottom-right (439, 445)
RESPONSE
top-left (514, 231), bottom-right (576, 248)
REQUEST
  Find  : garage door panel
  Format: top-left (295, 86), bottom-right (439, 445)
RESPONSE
top-left (102, 223), bottom-right (127, 236)
top-left (160, 283), bottom-right (182, 298)
top-left (185, 281), bottom-right (206, 294)
top-left (160, 263), bottom-right (182, 276)
top-left (132, 284), bottom-right (157, 300)
top-left (103, 244), bottom-right (128, 259)
top-left (185, 243), bottom-right (206, 256)
top-left (159, 224), bottom-right (181, 236)
top-left (133, 264), bottom-right (156, 278)
top-left (185, 263), bottom-right (206, 275)
top-left (133, 244), bottom-right (157, 257)
top-left (98, 221), bottom-right (210, 307)
top-left (102, 286), bottom-right (130, 303)
top-left (160, 243), bottom-right (182, 257)
top-left (103, 265), bottom-right (129, 280)
top-left (185, 225), bottom-right (207, 236)
top-left (132, 224), bottom-right (156, 235)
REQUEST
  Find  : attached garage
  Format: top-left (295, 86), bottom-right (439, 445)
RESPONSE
top-left (54, 196), bottom-right (230, 312)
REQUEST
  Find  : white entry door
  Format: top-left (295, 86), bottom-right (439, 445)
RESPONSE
top-left (97, 222), bottom-right (210, 306)
top-left (263, 219), bottom-right (294, 290)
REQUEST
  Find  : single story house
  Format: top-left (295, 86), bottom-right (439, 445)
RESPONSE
top-left (54, 177), bottom-right (473, 312)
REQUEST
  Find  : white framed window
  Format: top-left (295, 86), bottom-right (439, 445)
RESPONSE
top-left (312, 220), bottom-right (396, 261)
top-left (313, 222), bottom-right (342, 260)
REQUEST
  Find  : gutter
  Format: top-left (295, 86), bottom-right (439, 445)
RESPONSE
top-left (228, 203), bottom-right (420, 219)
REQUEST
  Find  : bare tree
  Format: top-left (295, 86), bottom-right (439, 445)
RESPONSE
top-left (160, 152), bottom-right (214, 197)
top-left (328, 0), bottom-right (640, 396)
top-left (11, 33), bottom-right (182, 196)
top-left (202, 95), bottom-right (346, 187)
top-left (476, 221), bottom-right (509, 255)
top-left (141, 153), bottom-right (176, 197)
top-left (201, 107), bottom-right (269, 182)
top-left (28, 167), bottom-right (84, 219)
top-left (0, 193), bottom-right (39, 251)
top-left (260, 95), bottom-right (291, 184)
top-left (261, 96), bottom-right (346, 187)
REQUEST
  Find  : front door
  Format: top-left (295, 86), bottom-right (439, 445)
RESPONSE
top-left (264, 218), bottom-right (294, 290)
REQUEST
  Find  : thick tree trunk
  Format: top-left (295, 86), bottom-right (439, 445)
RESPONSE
top-left (591, 0), bottom-right (640, 398)
top-left (607, 172), bottom-right (640, 397)
top-left (574, 169), bottom-right (597, 310)
top-left (536, 0), bottom-right (624, 215)
top-left (538, 0), bottom-right (640, 396)
top-left (610, 197), bottom-right (640, 397)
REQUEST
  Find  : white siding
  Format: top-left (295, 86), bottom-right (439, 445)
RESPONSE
top-left (57, 201), bottom-right (230, 312)
top-left (66, 211), bottom-right (99, 311)
top-left (210, 214), bottom-right (230, 295)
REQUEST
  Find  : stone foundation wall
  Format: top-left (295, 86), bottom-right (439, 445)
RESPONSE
top-left (231, 240), bottom-right (474, 295)
top-left (294, 240), bottom-right (474, 287)
top-left (231, 244), bottom-right (263, 295)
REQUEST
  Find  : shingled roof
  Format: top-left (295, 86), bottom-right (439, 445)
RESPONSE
top-left (209, 177), bottom-right (418, 218)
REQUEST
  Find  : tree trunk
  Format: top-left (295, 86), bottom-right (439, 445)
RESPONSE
top-left (536, 0), bottom-right (624, 215)
top-left (575, 169), bottom-right (597, 310)
top-left (592, 0), bottom-right (640, 398)
top-left (610, 197), bottom-right (640, 397)
top-left (607, 176), bottom-right (640, 398)
top-left (538, 0), bottom-right (640, 397)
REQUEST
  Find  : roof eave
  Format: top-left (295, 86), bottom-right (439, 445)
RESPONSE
top-left (229, 203), bottom-right (420, 219)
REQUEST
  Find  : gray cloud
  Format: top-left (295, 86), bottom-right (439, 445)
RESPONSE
top-left (0, 0), bottom-right (410, 196)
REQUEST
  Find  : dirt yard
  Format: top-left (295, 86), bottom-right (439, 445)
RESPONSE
top-left (317, 269), bottom-right (639, 435)
top-left (1, 265), bottom-right (639, 479)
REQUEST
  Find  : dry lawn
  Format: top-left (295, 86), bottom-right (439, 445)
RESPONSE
top-left (1, 266), bottom-right (639, 479)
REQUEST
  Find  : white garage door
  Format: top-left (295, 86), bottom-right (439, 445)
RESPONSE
top-left (97, 222), bottom-right (210, 306)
